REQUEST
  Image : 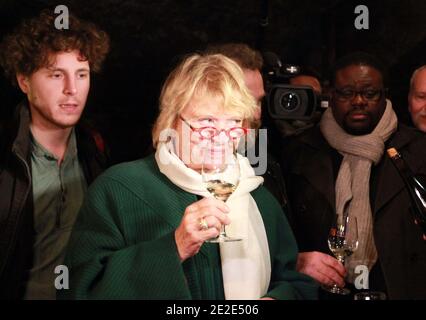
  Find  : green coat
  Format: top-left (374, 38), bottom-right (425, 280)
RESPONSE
top-left (61, 155), bottom-right (317, 300)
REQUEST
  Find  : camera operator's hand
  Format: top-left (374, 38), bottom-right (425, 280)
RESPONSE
top-left (296, 251), bottom-right (346, 287)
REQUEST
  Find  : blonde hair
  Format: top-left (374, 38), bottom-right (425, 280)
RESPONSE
top-left (152, 53), bottom-right (257, 147)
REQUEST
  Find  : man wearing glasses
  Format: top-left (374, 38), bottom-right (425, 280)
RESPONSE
top-left (281, 52), bottom-right (426, 299)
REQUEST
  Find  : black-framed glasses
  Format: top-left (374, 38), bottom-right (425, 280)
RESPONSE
top-left (334, 88), bottom-right (384, 102)
top-left (179, 115), bottom-right (247, 140)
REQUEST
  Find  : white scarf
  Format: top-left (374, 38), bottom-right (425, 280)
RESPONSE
top-left (320, 99), bottom-right (398, 282)
top-left (155, 141), bottom-right (271, 299)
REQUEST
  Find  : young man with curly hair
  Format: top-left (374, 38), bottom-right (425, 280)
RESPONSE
top-left (0, 9), bottom-right (110, 299)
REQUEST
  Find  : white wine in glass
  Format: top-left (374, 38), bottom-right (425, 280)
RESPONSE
top-left (206, 180), bottom-right (237, 202)
top-left (328, 235), bottom-right (357, 261)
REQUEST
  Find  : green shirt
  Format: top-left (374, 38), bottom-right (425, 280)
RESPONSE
top-left (25, 129), bottom-right (87, 299)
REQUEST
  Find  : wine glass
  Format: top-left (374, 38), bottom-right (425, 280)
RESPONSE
top-left (201, 142), bottom-right (241, 242)
top-left (323, 215), bottom-right (359, 295)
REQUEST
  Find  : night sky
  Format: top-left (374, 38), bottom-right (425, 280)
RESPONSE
top-left (1, 0), bottom-right (425, 163)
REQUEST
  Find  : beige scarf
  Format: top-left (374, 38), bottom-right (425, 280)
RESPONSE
top-left (320, 99), bottom-right (398, 282)
top-left (155, 141), bottom-right (271, 299)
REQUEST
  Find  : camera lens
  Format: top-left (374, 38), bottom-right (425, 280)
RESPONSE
top-left (280, 91), bottom-right (300, 111)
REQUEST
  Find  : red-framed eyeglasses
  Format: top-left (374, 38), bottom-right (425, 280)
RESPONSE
top-left (179, 115), bottom-right (247, 140)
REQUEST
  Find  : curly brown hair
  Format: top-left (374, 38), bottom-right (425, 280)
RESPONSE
top-left (0, 9), bottom-right (110, 86)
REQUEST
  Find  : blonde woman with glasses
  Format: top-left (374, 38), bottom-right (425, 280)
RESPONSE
top-left (61, 53), bottom-right (317, 300)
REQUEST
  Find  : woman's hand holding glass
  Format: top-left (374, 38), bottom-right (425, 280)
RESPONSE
top-left (174, 197), bottom-right (230, 262)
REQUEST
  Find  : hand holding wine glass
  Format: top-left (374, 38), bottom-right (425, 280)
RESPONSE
top-left (323, 215), bottom-right (359, 295)
top-left (174, 197), bottom-right (230, 261)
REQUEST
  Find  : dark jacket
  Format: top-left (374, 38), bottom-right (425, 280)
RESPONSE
top-left (247, 132), bottom-right (291, 216)
top-left (263, 153), bottom-right (290, 215)
top-left (0, 102), bottom-right (109, 299)
top-left (281, 124), bottom-right (426, 300)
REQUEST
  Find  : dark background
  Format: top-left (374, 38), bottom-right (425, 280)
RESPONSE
top-left (1, 0), bottom-right (425, 163)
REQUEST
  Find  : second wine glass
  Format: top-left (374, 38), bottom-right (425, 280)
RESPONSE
top-left (323, 214), bottom-right (359, 295)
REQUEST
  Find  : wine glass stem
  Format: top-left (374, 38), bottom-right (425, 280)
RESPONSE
top-left (220, 199), bottom-right (228, 238)
top-left (220, 225), bottom-right (226, 237)
top-left (333, 256), bottom-right (346, 290)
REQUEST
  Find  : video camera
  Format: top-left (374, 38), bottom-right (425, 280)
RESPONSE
top-left (262, 52), bottom-right (327, 121)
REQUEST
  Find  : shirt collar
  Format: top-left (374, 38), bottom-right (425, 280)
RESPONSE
top-left (31, 128), bottom-right (78, 162)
